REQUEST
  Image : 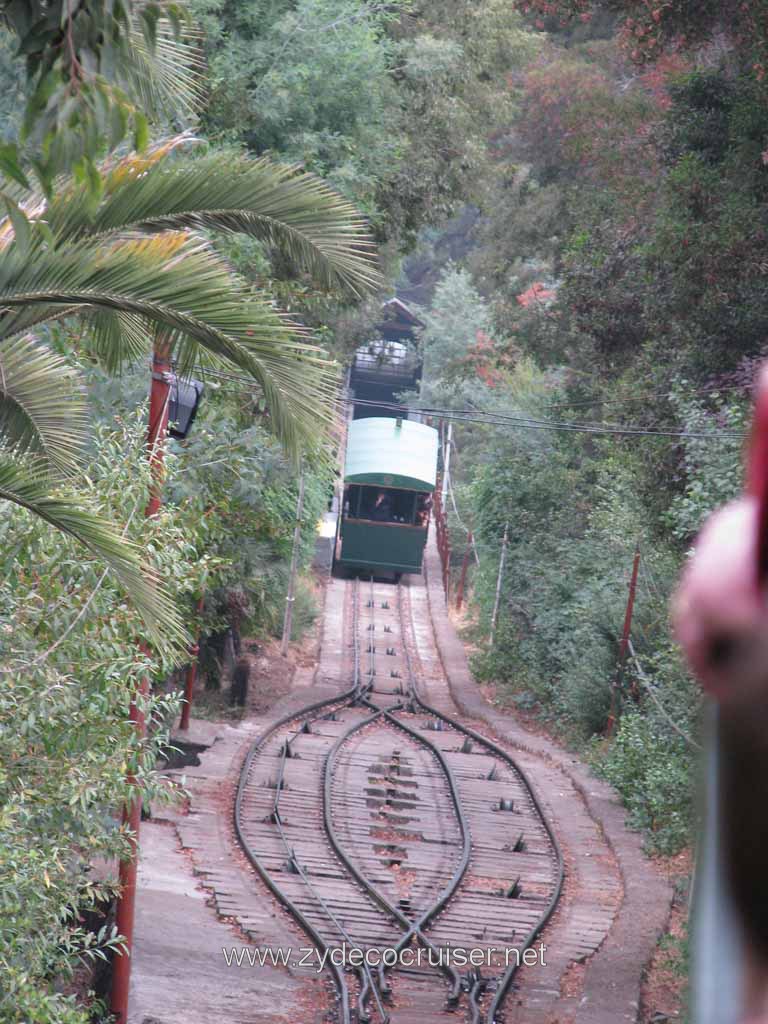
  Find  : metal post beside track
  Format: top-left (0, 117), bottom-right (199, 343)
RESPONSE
top-left (456, 532), bottom-right (473, 611)
top-left (179, 595), bottom-right (205, 731)
top-left (606, 546), bottom-right (641, 738)
top-left (489, 523), bottom-right (508, 648)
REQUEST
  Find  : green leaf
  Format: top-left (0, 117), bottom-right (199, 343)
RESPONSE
top-left (85, 158), bottom-right (104, 202)
top-left (140, 5), bottom-right (160, 51)
top-left (0, 332), bottom-right (87, 474)
top-left (133, 110), bottom-right (149, 152)
top-left (0, 454), bottom-right (187, 649)
top-left (109, 99), bottom-right (130, 150)
top-left (16, 24), bottom-right (57, 56)
top-left (0, 144), bottom-right (30, 190)
top-left (2, 195), bottom-right (31, 256)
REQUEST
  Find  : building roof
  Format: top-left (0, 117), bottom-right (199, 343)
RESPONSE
top-left (344, 417), bottom-right (438, 491)
top-left (381, 297), bottom-right (424, 328)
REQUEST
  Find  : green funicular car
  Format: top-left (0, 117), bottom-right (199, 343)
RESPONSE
top-left (337, 417), bottom-right (439, 579)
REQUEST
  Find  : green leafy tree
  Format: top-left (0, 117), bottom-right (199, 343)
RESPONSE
top-left (190, 0), bottom-right (540, 246)
top-left (165, 400), bottom-right (333, 650)
top-left (191, 0), bottom-right (403, 215)
top-left (667, 388), bottom-right (749, 540)
top-left (0, 0), bottom-right (205, 191)
top-left (418, 264), bottom-right (494, 403)
top-left (0, 412), bottom-right (219, 1024)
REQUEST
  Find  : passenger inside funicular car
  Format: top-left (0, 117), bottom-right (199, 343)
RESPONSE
top-left (371, 491), bottom-right (392, 521)
top-left (343, 485), bottom-right (430, 525)
top-left (416, 493), bottom-right (432, 526)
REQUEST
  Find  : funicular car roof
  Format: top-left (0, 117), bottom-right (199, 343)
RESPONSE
top-left (344, 417), bottom-right (438, 492)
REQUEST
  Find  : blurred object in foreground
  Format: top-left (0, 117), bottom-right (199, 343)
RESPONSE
top-left (673, 364), bottom-right (768, 1024)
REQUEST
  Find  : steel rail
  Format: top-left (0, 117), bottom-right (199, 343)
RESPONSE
top-left (234, 690), bottom-right (358, 1024)
top-left (234, 579), bottom-right (368, 1024)
top-left (319, 578), bottom-right (471, 1008)
top-left (338, 576), bottom-right (563, 1022)
top-left (361, 581), bottom-right (473, 994)
top-left (467, 970), bottom-right (486, 1024)
top-left (366, 574), bottom-right (377, 692)
top-left (322, 701), bottom-right (467, 1007)
top-left (271, 727), bottom-right (390, 1024)
top-left (236, 582), bottom-right (397, 1023)
top-left (401, 700), bottom-right (565, 1024)
top-left (396, 582), bottom-right (566, 1022)
top-left (363, 699), bottom-right (474, 958)
top-left (351, 578), bottom-right (463, 1007)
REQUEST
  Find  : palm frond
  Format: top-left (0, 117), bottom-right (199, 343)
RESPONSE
top-left (86, 310), bottom-right (153, 372)
top-left (0, 334), bottom-right (87, 473)
top-left (0, 454), bottom-right (187, 649)
top-left (45, 152), bottom-right (383, 297)
top-left (121, 21), bottom-right (205, 122)
top-left (0, 236), bottom-right (340, 457)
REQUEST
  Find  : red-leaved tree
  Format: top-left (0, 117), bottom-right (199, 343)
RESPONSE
top-left (515, 0), bottom-right (768, 78)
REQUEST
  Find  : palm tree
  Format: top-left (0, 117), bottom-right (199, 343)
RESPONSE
top-left (0, 140), bottom-right (381, 644)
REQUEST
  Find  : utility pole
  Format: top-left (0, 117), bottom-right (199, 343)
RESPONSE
top-left (281, 468), bottom-right (306, 657)
top-left (489, 523), bottom-right (509, 648)
top-left (606, 546), bottom-right (641, 738)
top-left (441, 421), bottom-right (452, 506)
top-left (111, 345), bottom-right (172, 1024)
top-left (144, 346), bottom-right (172, 517)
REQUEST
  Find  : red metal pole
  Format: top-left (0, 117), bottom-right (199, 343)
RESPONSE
top-left (179, 596), bottom-right (205, 731)
top-left (607, 547), bottom-right (641, 738)
top-left (456, 533), bottom-right (473, 611)
top-left (111, 346), bottom-right (172, 1024)
top-left (444, 521), bottom-right (450, 594)
top-left (144, 347), bottom-right (172, 517)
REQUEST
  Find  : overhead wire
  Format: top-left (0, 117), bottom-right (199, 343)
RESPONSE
top-left (346, 398), bottom-right (747, 439)
top-left (195, 357), bottom-right (751, 407)
top-left (195, 370), bottom-right (748, 441)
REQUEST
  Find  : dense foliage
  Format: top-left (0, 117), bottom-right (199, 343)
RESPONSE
top-left (515, 0), bottom-right (768, 72)
top-left (0, 415), bottom-right (201, 1021)
top-left (0, 1), bottom-right (375, 1017)
top-left (412, 18), bottom-right (764, 862)
top-left (189, 0), bottom-right (538, 248)
top-left (0, 0), bottom-right (202, 191)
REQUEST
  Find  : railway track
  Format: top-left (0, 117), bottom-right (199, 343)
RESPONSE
top-left (234, 577), bottom-right (564, 1024)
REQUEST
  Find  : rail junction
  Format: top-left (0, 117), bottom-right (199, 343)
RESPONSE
top-left (236, 577), bottom-right (563, 1023)
top-left (131, 538), bottom-right (672, 1024)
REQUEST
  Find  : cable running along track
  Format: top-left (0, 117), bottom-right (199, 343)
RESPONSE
top-left (234, 577), bottom-right (564, 1023)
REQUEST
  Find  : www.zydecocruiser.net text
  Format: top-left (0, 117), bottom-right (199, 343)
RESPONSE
top-left (222, 942), bottom-right (548, 972)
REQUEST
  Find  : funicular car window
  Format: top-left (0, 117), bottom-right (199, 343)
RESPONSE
top-left (344, 485), bottom-right (418, 524)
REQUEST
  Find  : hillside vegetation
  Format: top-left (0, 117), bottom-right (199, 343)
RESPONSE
top-left (413, 6), bottom-right (767, 862)
top-left (0, 1), bottom-right (761, 1019)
